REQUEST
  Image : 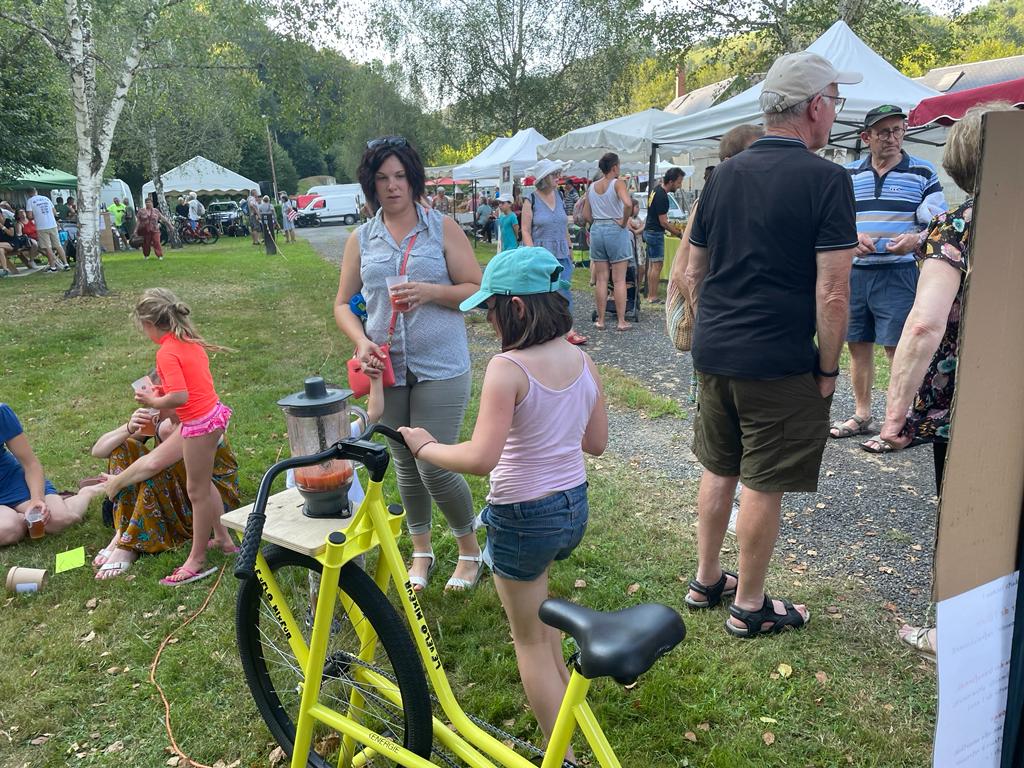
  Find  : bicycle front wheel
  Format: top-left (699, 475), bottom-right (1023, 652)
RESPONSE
top-left (199, 225), bottom-right (219, 244)
top-left (236, 545), bottom-right (432, 766)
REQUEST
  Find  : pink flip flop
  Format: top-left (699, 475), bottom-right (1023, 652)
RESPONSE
top-left (159, 565), bottom-right (218, 587)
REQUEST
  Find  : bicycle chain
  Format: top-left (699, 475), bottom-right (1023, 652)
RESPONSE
top-left (328, 652), bottom-right (573, 767)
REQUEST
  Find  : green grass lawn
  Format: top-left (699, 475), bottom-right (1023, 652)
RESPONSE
top-left (0, 240), bottom-right (932, 766)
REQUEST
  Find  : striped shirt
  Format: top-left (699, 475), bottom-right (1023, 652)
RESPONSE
top-left (845, 151), bottom-right (946, 266)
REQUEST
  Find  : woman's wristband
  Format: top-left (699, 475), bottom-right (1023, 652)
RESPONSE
top-left (412, 439), bottom-right (437, 459)
top-left (126, 422), bottom-right (137, 435)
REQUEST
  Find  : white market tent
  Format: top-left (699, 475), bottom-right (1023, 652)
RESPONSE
top-left (536, 108), bottom-right (687, 165)
top-left (453, 128), bottom-right (550, 181)
top-left (141, 156), bottom-right (260, 197)
top-left (653, 21), bottom-right (942, 151)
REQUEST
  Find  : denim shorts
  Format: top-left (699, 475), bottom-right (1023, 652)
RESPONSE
top-left (642, 230), bottom-right (666, 262)
top-left (480, 482), bottom-right (589, 581)
top-left (847, 262), bottom-right (918, 346)
top-left (589, 222), bottom-right (632, 264)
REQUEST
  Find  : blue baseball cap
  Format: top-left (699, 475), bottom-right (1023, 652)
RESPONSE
top-left (459, 247), bottom-right (571, 312)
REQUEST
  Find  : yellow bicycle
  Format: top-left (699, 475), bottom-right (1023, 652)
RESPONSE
top-left (231, 424), bottom-right (686, 767)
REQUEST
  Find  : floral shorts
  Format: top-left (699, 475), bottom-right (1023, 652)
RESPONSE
top-left (180, 401), bottom-right (232, 439)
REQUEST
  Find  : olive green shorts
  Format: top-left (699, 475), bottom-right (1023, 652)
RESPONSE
top-left (692, 372), bottom-right (833, 493)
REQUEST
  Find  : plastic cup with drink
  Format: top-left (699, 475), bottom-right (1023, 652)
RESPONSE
top-left (385, 274), bottom-right (410, 312)
top-left (25, 505), bottom-right (46, 540)
top-left (131, 376), bottom-right (160, 436)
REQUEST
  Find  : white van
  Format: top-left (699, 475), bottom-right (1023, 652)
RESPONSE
top-left (301, 194), bottom-right (361, 225)
top-left (306, 183), bottom-right (364, 206)
top-left (100, 179), bottom-right (136, 211)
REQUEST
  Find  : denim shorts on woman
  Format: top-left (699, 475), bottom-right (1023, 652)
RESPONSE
top-left (589, 221), bottom-right (632, 264)
top-left (480, 482), bottom-right (589, 581)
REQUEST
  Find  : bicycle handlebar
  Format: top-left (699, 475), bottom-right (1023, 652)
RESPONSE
top-left (233, 424), bottom-right (407, 580)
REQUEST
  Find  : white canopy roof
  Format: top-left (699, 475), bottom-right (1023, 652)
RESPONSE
top-left (653, 21), bottom-right (941, 150)
top-left (453, 129), bottom-right (549, 181)
top-left (537, 108), bottom-right (686, 164)
top-left (142, 156), bottom-right (260, 197)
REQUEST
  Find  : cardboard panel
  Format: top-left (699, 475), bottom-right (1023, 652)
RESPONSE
top-left (933, 110), bottom-right (1024, 602)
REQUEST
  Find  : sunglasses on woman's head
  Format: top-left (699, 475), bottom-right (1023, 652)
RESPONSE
top-left (366, 136), bottom-right (408, 150)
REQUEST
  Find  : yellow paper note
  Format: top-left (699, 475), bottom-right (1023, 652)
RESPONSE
top-left (55, 546), bottom-right (86, 574)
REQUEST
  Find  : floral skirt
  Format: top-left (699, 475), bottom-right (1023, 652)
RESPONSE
top-left (108, 438), bottom-right (240, 554)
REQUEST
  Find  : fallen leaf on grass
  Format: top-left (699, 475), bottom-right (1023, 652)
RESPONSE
top-left (106, 666), bottom-right (120, 675)
top-left (777, 663), bottom-right (792, 678)
top-left (80, 630), bottom-right (96, 644)
top-left (574, 579), bottom-right (587, 589)
top-left (30, 735), bottom-right (49, 746)
top-left (166, 756), bottom-right (180, 766)
top-left (825, 606), bottom-right (841, 614)
top-left (697, 722), bottom-right (710, 731)
top-left (815, 671), bottom-right (829, 684)
top-left (626, 583), bottom-right (640, 595)
top-left (762, 731), bottom-right (776, 746)
top-left (684, 731), bottom-right (697, 743)
top-left (104, 740), bottom-right (124, 753)
top-left (759, 717), bottom-right (777, 724)
top-left (85, 598), bottom-right (98, 610)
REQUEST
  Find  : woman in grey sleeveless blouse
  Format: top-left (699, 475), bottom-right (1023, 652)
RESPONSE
top-left (334, 138), bottom-right (485, 592)
top-left (521, 160), bottom-right (588, 346)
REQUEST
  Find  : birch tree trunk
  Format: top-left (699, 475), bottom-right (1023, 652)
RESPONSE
top-left (147, 122), bottom-right (182, 248)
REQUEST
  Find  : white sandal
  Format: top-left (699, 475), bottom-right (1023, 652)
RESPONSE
top-left (445, 554), bottom-right (485, 592)
top-left (408, 551), bottom-right (436, 592)
top-left (95, 560), bottom-right (132, 580)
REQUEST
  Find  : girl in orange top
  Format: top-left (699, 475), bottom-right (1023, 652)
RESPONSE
top-left (132, 288), bottom-right (235, 586)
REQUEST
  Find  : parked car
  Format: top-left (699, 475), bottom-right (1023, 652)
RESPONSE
top-left (631, 190), bottom-right (687, 226)
top-left (300, 194), bottom-right (360, 226)
top-left (205, 200), bottom-right (247, 235)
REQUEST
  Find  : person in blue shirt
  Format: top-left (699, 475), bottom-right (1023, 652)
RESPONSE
top-left (0, 403), bottom-right (101, 545)
top-left (496, 194), bottom-right (519, 250)
top-left (831, 105), bottom-right (947, 446)
top-left (475, 199), bottom-right (494, 242)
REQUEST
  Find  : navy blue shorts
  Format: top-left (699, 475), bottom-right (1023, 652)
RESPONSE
top-left (480, 482), bottom-right (588, 581)
top-left (847, 262), bottom-right (918, 347)
top-left (642, 230), bottom-right (665, 262)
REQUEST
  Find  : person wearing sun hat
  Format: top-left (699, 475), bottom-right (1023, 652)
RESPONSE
top-left (522, 159), bottom-right (588, 345)
top-left (402, 245), bottom-right (607, 761)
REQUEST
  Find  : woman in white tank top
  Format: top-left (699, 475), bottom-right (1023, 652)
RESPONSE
top-left (583, 152), bottom-right (635, 330)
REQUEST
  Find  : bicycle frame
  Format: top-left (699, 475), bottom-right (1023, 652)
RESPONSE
top-left (253, 473), bottom-right (622, 768)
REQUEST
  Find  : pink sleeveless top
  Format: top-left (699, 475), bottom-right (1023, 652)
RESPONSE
top-left (487, 348), bottom-right (599, 505)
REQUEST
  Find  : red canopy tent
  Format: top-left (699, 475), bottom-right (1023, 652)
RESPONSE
top-left (908, 77), bottom-right (1024, 127)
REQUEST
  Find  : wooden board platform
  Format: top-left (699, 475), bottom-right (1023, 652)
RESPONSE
top-left (222, 487), bottom-right (354, 558)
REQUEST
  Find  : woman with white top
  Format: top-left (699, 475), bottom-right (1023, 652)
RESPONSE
top-left (583, 153), bottom-right (634, 330)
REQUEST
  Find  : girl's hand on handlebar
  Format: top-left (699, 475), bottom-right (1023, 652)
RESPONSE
top-left (398, 427), bottom-right (436, 457)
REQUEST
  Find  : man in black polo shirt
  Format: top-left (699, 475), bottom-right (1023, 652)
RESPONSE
top-left (683, 51), bottom-right (860, 638)
top-left (643, 167), bottom-right (685, 303)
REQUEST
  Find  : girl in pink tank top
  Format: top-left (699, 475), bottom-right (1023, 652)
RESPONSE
top-left (401, 246), bottom-right (607, 765)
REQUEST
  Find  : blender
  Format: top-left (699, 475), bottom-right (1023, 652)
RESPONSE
top-left (278, 377), bottom-right (367, 518)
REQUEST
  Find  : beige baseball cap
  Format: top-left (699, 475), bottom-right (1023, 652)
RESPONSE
top-left (761, 52), bottom-right (862, 112)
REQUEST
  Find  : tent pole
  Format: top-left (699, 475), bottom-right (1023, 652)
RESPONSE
top-left (648, 143), bottom-right (658, 196)
top-left (473, 180), bottom-right (478, 245)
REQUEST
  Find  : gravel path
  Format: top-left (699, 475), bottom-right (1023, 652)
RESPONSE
top-left (302, 229), bottom-right (935, 622)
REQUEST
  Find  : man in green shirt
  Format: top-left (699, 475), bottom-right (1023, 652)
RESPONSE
top-left (108, 197), bottom-right (126, 228)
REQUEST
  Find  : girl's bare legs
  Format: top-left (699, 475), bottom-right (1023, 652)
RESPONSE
top-left (175, 429), bottom-right (225, 577)
top-left (611, 260), bottom-right (630, 329)
top-left (494, 570), bottom-right (575, 764)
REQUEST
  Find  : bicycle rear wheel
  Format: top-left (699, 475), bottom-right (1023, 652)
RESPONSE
top-left (199, 225), bottom-right (219, 244)
top-left (236, 545), bottom-right (432, 766)
top-left (180, 227), bottom-right (197, 244)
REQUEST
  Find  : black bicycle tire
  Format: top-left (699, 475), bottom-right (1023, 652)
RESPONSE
top-left (180, 227), bottom-right (197, 245)
top-left (200, 225), bottom-right (219, 244)
top-left (236, 545), bottom-right (432, 766)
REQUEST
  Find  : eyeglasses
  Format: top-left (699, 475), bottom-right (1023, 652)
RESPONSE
top-left (366, 136), bottom-right (408, 150)
top-left (819, 94), bottom-right (846, 114)
top-left (872, 127), bottom-right (906, 140)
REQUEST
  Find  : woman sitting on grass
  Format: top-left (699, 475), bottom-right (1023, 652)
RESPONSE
top-left (401, 246), bottom-right (607, 765)
top-left (0, 403), bottom-right (103, 546)
top-left (91, 403), bottom-right (240, 580)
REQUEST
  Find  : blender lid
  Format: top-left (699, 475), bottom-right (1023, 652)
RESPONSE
top-left (278, 376), bottom-right (354, 413)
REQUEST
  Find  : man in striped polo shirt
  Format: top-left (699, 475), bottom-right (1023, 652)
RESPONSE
top-left (830, 105), bottom-right (946, 445)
